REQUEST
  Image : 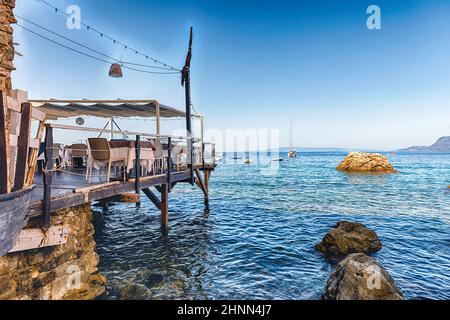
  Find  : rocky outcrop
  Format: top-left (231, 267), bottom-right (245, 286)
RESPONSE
top-left (0, 205), bottom-right (106, 300)
top-left (0, 0), bottom-right (16, 95)
top-left (322, 253), bottom-right (404, 300)
top-left (337, 152), bottom-right (397, 173)
top-left (315, 221), bottom-right (382, 259)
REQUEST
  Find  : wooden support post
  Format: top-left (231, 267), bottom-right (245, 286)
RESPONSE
top-left (203, 143), bottom-right (207, 169)
top-left (156, 103), bottom-right (161, 136)
top-left (0, 90), bottom-right (9, 194)
top-left (204, 169), bottom-right (210, 206)
top-left (43, 125), bottom-right (54, 229)
top-left (167, 137), bottom-right (172, 192)
top-left (160, 184), bottom-right (169, 228)
top-left (13, 103), bottom-right (32, 191)
top-left (25, 120), bottom-right (45, 186)
top-left (142, 187), bottom-right (161, 210)
top-left (135, 135), bottom-right (141, 204)
top-left (195, 169), bottom-right (208, 201)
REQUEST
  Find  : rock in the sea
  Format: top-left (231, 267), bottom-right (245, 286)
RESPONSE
top-left (337, 152), bottom-right (397, 173)
top-left (315, 221), bottom-right (382, 258)
top-left (322, 253), bottom-right (404, 300)
top-left (119, 283), bottom-right (152, 300)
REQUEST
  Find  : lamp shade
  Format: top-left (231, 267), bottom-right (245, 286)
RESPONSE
top-left (109, 63), bottom-right (123, 78)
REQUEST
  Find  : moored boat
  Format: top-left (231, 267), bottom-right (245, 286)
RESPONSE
top-left (0, 185), bottom-right (35, 256)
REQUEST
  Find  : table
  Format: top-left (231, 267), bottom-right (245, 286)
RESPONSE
top-left (108, 140), bottom-right (155, 172)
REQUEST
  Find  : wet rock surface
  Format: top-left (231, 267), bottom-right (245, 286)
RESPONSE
top-left (315, 221), bottom-right (382, 259)
top-left (322, 253), bottom-right (404, 300)
top-left (337, 152), bottom-right (397, 173)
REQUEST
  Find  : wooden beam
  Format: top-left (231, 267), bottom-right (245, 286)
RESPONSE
top-left (142, 187), bottom-right (161, 210)
top-left (73, 182), bottom-right (120, 194)
top-left (13, 103), bottom-right (32, 191)
top-left (43, 125), bottom-right (53, 229)
top-left (47, 123), bottom-right (187, 141)
top-left (195, 169), bottom-right (208, 197)
top-left (31, 108), bottom-right (46, 122)
top-left (5, 96), bottom-right (21, 113)
top-left (0, 90), bottom-right (9, 194)
top-left (8, 226), bottom-right (69, 253)
top-left (160, 184), bottom-right (169, 228)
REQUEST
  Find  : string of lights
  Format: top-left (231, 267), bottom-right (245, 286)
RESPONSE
top-left (36, 0), bottom-right (182, 72)
top-left (16, 14), bottom-right (176, 71)
top-left (16, 23), bottom-right (181, 75)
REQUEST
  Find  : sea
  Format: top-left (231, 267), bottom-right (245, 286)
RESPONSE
top-left (94, 152), bottom-right (450, 300)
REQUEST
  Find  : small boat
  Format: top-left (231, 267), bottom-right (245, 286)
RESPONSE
top-left (0, 185), bottom-right (35, 256)
top-left (388, 152), bottom-right (397, 156)
top-left (243, 158), bottom-right (253, 164)
top-left (272, 158), bottom-right (283, 162)
top-left (287, 119), bottom-right (297, 158)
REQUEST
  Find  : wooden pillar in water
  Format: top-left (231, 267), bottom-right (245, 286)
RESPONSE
top-left (160, 184), bottom-right (168, 228)
top-left (167, 137), bottom-right (172, 192)
top-left (43, 125), bottom-right (54, 229)
top-left (134, 135), bottom-right (141, 206)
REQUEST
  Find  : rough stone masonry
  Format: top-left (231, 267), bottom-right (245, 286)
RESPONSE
top-left (0, 205), bottom-right (106, 300)
top-left (0, 0), bottom-right (16, 96)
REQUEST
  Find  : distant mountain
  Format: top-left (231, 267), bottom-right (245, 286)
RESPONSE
top-left (398, 136), bottom-right (450, 153)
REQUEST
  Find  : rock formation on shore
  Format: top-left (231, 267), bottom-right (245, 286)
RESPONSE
top-left (337, 152), bottom-right (397, 173)
top-left (315, 221), bottom-right (382, 259)
top-left (322, 253), bottom-right (404, 300)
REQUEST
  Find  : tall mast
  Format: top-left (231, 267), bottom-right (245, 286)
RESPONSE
top-left (289, 119), bottom-right (293, 149)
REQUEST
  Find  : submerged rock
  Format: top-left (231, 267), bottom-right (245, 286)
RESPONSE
top-left (322, 253), bottom-right (404, 300)
top-left (315, 221), bottom-right (382, 258)
top-left (337, 152), bottom-right (397, 173)
top-left (119, 283), bottom-right (152, 300)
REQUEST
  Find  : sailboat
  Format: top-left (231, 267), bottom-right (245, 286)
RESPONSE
top-left (287, 120), bottom-right (297, 158)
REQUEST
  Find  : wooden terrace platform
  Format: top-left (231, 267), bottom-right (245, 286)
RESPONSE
top-left (28, 164), bottom-right (215, 224)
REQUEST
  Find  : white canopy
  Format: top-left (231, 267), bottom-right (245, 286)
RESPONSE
top-left (29, 99), bottom-right (187, 120)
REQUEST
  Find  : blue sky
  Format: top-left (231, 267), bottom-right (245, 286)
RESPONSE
top-left (12, 0), bottom-right (450, 150)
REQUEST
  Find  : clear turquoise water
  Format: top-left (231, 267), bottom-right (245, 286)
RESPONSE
top-left (94, 152), bottom-right (450, 300)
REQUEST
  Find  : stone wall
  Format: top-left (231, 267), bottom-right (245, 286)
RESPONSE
top-left (0, 205), bottom-right (106, 300)
top-left (0, 0), bottom-right (16, 95)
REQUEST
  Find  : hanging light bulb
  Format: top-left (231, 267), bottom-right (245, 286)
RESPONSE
top-left (109, 63), bottom-right (123, 78)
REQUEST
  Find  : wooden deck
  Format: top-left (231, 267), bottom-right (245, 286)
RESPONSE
top-left (27, 164), bottom-right (215, 221)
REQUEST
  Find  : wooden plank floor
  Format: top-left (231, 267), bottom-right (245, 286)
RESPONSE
top-left (31, 168), bottom-right (102, 201)
top-left (28, 164), bottom-right (216, 218)
top-left (28, 168), bottom-right (192, 218)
